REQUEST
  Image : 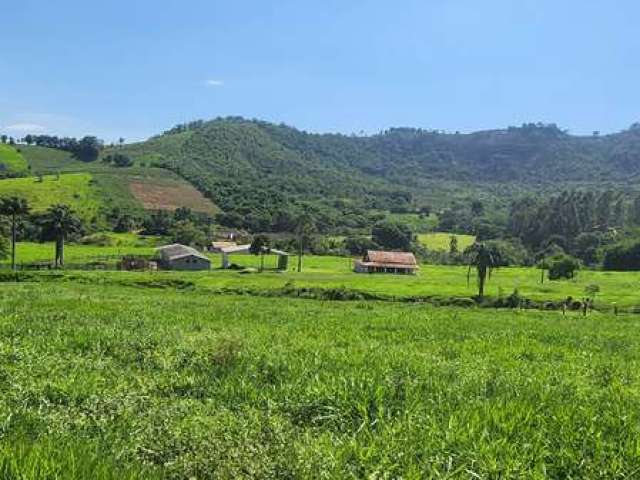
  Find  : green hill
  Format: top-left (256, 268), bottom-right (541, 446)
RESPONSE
top-left (11, 146), bottom-right (217, 217)
top-left (0, 144), bottom-right (29, 176)
top-left (5, 118), bottom-right (640, 232)
top-left (114, 118), bottom-right (640, 232)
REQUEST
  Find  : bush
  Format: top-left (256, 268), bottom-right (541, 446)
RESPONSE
top-left (372, 221), bottom-right (413, 251)
top-left (602, 241), bottom-right (640, 271)
top-left (344, 236), bottom-right (379, 256)
top-left (548, 254), bottom-right (580, 280)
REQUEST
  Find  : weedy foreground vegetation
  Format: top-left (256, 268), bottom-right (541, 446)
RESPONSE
top-left (1, 279), bottom-right (640, 478)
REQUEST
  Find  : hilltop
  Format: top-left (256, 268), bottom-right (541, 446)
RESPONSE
top-left (2, 118), bottom-right (640, 232)
top-left (116, 118), bottom-right (640, 228)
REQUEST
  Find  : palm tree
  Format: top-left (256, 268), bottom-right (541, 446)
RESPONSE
top-left (39, 205), bottom-right (82, 268)
top-left (466, 242), bottom-right (502, 298)
top-left (0, 196), bottom-right (30, 270)
top-left (295, 214), bottom-right (315, 273)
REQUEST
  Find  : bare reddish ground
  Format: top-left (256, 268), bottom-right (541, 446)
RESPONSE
top-left (129, 181), bottom-right (217, 214)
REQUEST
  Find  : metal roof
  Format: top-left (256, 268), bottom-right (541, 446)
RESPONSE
top-left (157, 244), bottom-right (210, 262)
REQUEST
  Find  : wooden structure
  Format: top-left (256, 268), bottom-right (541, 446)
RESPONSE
top-left (354, 250), bottom-right (418, 275)
top-left (219, 244), bottom-right (290, 270)
top-left (157, 244), bottom-right (211, 271)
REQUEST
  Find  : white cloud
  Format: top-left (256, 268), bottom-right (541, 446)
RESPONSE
top-left (204, 79), bottom-right (224, 87)
top-left (5, 123), bottom-right (47, 133)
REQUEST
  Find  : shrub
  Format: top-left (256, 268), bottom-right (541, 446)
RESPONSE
top-left (602, 241), bottom-right (640, 271)
top-left (548, 254), bottom-right (580, 280)
top-left (344, 236), bottom-right (379, 256)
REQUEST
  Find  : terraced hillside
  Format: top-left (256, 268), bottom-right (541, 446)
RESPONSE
top-left (2, 146), bottom-right (217, 217)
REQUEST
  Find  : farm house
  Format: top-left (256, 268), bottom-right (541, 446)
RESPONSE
top-left (354, 250), bottom-right (418, 275)
top-left (156, 244), bottom-right (211, 271)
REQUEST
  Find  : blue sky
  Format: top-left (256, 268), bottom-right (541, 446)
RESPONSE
top-left (1, 0), bottom-right (639, 141)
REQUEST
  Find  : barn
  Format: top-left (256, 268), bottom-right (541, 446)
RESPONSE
top-left (354, 250), bottom-right (418, 275)
top-left (157, 244), bottom-right (211, 271)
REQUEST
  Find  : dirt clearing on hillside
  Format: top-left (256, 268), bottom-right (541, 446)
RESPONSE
top-left (129, 180), bottom-right (217, 214)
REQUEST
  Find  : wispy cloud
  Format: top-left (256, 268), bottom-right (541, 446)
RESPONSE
top-left (204, 79), bottom-right (224, 87)
top-left (5, 123), bottom-right (47, 133)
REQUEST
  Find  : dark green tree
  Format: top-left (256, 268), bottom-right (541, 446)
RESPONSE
top-left (449, 235), bottom-right (459, 255)
top-left (75, 136), bottom-right (102, 162)
top-left (0, 196), bottom-right (30, 270)
top-left (466, 242), bottom-right (502, 298)
top-left (39, 205), bottom-right (82, 268)
top-left (294, 214), bottom-right (315, 273)
top-left (372, 221), bottom-right (413, 251)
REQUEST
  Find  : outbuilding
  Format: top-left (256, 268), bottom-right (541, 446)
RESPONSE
top-left (354, 250), bottom-right (418, 275)
top-left (220, 244), bottom-right (290, 270)
top-left (157, 244), bottom-right (211, 271)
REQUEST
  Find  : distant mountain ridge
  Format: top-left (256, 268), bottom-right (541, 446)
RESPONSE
top-left (120, 118), bottom-right (640, 217)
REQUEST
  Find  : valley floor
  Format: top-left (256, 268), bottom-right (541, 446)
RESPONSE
top-left (1, 279), bottom-right (640, 478)
top-left (4, 242), bottom-right (639, 310)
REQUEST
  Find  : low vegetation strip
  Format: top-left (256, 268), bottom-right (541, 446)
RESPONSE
top-left (1, 281), bottom-right (640, 478)
top-left (0, 271), bottom-right (633, 313)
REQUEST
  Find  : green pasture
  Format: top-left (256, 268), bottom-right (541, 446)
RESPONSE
top-left (0, 173), bottom-right (101, 219)
top-left (4, 242), bottom-right (639, 309)
top-left (1, 281), bottom-right (640, 477)
top-left (0, 144), bottom-right (28, 175)
top-left (417, 232), bottom-right (476, 251)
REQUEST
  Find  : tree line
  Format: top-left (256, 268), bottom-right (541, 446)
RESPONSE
top-left (1, 134), bottom-right (104, 162)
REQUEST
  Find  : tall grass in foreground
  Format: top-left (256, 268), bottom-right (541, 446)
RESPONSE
top-left (1, 281), bottom-right (640, 478)
top-left (0, 438), bottom-right (160, 480)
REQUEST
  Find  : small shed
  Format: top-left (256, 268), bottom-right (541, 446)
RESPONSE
top-left (354, 250), bottom-right (418, 275)
top-left (157, 244), bottom-right (211, 271)
top-left (220, 244), bottom-right (290, 270)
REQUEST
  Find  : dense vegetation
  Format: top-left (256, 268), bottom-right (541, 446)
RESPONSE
top-left (115, 118), bottom-right (640, 235)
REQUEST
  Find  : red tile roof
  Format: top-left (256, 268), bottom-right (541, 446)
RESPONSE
top-left (364, 250), bottom-right (417, 266)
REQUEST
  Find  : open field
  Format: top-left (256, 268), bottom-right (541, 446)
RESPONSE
top-left (3, 243), bottom-right (639, 310)
top-left (418, 232), bottom-right (476, 251)
top-left (0, 144), bottom-right (29, 175)
top-left (0, 173), bottom-right (101, 219)
top-left (16, 146), bottom-right (218, 215)
top-left (1, 279), bottom-right (640, 478)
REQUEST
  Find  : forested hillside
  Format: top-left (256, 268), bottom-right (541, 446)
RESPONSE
top-left (116, 118), bottom-right (640, 232)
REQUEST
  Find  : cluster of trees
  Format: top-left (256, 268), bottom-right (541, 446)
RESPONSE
top-left (102, 153), bottom-right (133, 167)
top-left (0, 197), bottom-right (82, 268)
top-left (19, 134), bottom-right (104, 162)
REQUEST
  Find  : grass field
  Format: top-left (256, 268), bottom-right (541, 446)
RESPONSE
top-left (3, 243), bottom-right (639, 310)
top-left (0, 173), bottom-right (102, 219)
top-left (1, 280), bottom-right (640, 478)
top-left (418, 232), bottom-right (476, 251)
top-left (17, 146), bottom-right (217, 215)
top-left (0, 144), bottom-right (29, 175)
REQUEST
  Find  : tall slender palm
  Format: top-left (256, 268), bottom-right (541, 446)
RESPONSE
top-left (40, 205), bottom-right (82, 268)
top-left (466, 242), bottom-right (502, 298)
top-left (0, 197), bottom-right (30, 270)
top-left (295, 214), bottom-right (315, 273)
